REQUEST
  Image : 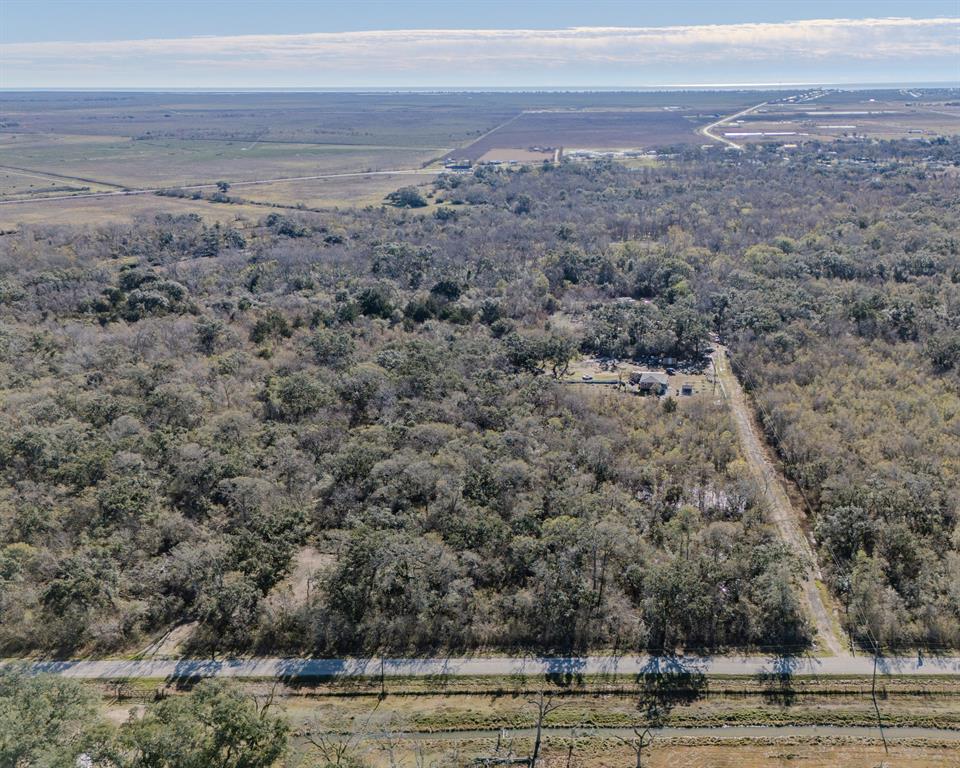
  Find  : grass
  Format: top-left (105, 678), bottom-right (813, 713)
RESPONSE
top-left (0, 136), bottom-right (439, 188)
top-left (550, 742), bottom-right (960, 768)
top-left (231, 172), bottom-right (439, 209)
top-left (94, 672), bottom-right (960, 720)
top-left (617, 156), bottom-right (665, 169)
top-left (0, 91), bottom-right (514, 197)
top-left (276, 693), bottom-right (960, 733)
top-left (0, 193), bottom-right (270, 229)
top-left (0, 92), bottom-right (462, 226)
top-left (106, 689), bottom-right (960, 766)
top-left (816, 580), bottom-right (849, 656)
top-left (563, 356), bottom-right (715, 402)
top-left (3, 90), bottom-right (954, 228)
top-left (82, 668), bottom-right (960, 765)
top-left (0, 166), bottom-right (118, 198)
top-left (297, 739), bottom-right (960, 768)
top-left (454, 110), bottom-right (709, 160)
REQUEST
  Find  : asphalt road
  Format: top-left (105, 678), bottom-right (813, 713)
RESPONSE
top-left (699, 101), bottom-right (768, 150)
top-left (6, 654), bottom-right (959, 680)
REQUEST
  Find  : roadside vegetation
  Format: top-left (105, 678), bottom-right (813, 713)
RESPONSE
top-left (3, 668), bottom-right (958, 768)
top-left (0, 669), bottom-right (288, 768)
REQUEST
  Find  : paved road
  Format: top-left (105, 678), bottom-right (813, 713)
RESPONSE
top-left (712, 347), bottom-right (846, 656)
top-left (0, 168), bottom-right (442, 206)
top-left (700, 101), bottom-right (768, 150)
top-left (6, 654), bottom-right (959, 680)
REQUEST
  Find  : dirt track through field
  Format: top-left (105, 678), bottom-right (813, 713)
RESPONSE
top-left (0, 163), bottom-right (127, 190)
top-left (0, 167), bottom-right (442, 206)
top-left (712, 346), bottom-right (846, 656)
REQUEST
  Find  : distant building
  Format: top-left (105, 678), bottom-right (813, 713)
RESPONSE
top-left (681, 382), bottom-right (695, 396)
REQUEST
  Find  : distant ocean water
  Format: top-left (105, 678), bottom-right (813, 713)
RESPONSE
top-left (2, 82), bottom-right (958, 95)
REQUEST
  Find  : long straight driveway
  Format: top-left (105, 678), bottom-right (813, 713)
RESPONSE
top-left (712, 345), bottom-right (846, 656)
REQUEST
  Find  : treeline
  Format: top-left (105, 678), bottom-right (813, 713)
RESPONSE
top-left (1, 136), bottom-right (958, 655)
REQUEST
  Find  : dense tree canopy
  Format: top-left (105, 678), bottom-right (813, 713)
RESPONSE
top-left (0, 137), bottom-right (957, 655)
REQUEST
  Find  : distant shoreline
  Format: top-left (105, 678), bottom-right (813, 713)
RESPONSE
top-left (1, 82), bottom-right (958, 95)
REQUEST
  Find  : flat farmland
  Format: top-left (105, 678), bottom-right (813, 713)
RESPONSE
top-left (0, 170), bottom-right (442, 228)
top-left (0, 135), bottom-right (440, 188)
top-left (723, 88), bottom-right (960, 143)
top-left (0, 91), bottom-right (519, 224)
top-left (229, 170), bottom-right (439, 208)
top-left (478, 146), bottom-right (558, 162)
top-left (0, 91), bottom-right (519, 146)
top-left (446, 92), bottom-right (778, 160)
top-left (452, 109), bottom-right (712, 160)
top-left (0, 191), bottom-right (269, 229)
top-left (3, 89), bottom-right (954, 226)
top-left (0, 164), bottom-right (120, 200)
top-left (809, 87), bottom-right (959, 107)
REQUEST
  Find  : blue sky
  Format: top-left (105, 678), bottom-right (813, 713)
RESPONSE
top-left (1, 0), bottom-right (958, 88)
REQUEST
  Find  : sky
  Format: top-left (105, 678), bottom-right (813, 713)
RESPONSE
top-left (1, 0), bottom-right (958, 89)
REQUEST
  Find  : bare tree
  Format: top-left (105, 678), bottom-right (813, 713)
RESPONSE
top-left (528, 692), bottom-right (565, 768)
top-left (306, 732), bottom-right (361, 767)
top-left (413, 741), bottom-right (429, 768)
top-left (307, 700), bottom-right (380, 766)
top-left (376, 713), bottom-right (406, 768)
top-left (472, 727), bottom-right (526, 766)
top-left (615, 726), bottom-right (654, 768)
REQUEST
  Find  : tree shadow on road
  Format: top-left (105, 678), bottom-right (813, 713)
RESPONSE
top-left (544, 656), bottom-right (587, 688)
top-left (756, 651), bottom-right (819, 707)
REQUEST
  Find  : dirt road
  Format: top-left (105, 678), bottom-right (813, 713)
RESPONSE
top-left (0, 168), bottom-right (442, 206)
top-left (712, 346), bottom-right (846, 655)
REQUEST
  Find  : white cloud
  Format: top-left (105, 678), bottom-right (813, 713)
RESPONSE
top-left (2, 17), bottom-right (957, 85)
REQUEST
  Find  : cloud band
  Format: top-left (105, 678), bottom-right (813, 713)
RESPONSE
top-left (2, 17), bottom-right (957, 86)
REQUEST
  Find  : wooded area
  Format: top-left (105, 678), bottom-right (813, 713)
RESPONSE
top-left (1, 138), bottom-right (957, 656)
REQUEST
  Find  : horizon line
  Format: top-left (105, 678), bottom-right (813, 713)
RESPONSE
top-left (2, 81), bottom-right (958, 94)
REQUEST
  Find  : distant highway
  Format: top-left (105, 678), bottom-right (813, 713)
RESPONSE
top-left (6, 654), bottom-right (959, 680)
top-left (0, 168), bottom-right (442, 206)
top-left (700, 101), bottom-right (768, 150)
